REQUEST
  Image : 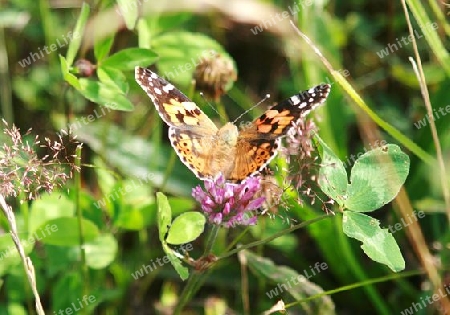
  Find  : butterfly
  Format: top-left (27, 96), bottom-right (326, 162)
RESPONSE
top-left (135, 67), bottom-right (330, 183)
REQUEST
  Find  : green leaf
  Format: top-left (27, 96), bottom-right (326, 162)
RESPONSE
top-left (45, 245), bottom-right (79, 276)
top-left (114, 178), bottom-right (156, 230)
top-left (60, 55), bottom-right (80, 89)
top-left (166, 212), bottom-right (205, 245)
top-left (101, 48), bottom-right (158, 70)
top-left (5, 304), bottom-right (27, 315)
top-left (78, 190), bottom-right (106, 229)
top-left (97, 66), bottom-right (129, 94)
top-left (243, 250), bottom-right (335, 314)
top-left (162, 242), bottom-right (189, 280)
top-left (136, 14), bottom-right (193, 48)
top-left (84, 234), bottom-right (118, 269)
top-left (94, 35), bottom-right (114, 62)
top-left (152, 31), bottom-right (234, 86)
top-left (94, 157), bottom-right (117, 201)
top-left (52, 272), bottom-right (83, 312)
top-left (157, 192), bottom-right (172, 243)
top-left (405, 0), bottom-right (450, 76)
top-left (345, 144), bottom-right (410, 212)
top-left (116, 0), bottom-right (138, 30)
top-left (66, 2), bottom-right (90, 66)
top-left (29, 193), bottom-right (75, 235)
top-left (316, 135), bottom-right (348, 207)
top-left (153, 13), bottom-right (193, 33)
top-left (115, 204), bottom-right (155, 230)
top-left (37, 217), bottom-right (99, 246)
top-left (78, 78), bottom-right (134, 111)
top-left (168, 197), bottom-right (196, 216)
top-left (0, 234), bottom-right (34, 275)
top-left (343, 211), bottom-right (405, 272)
top-left (5, 265), bottom-right (37, 301)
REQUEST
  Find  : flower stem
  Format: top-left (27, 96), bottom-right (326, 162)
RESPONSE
top-left (173, 271), bottom-right (204, 315)
top-left (203, 224), bottom-right (220, 256)
top-left (174, 224), bottom-right (221, 314)
top-left (220, 214), bottom-right (330, 259)
top-left (74, 146), bottom-right (89, 306)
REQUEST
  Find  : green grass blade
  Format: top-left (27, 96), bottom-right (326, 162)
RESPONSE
top-left (406, 0), bottom-right (450, 76)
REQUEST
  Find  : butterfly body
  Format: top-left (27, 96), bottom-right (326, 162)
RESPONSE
top-left (135, 67), bottom-right (330, 182)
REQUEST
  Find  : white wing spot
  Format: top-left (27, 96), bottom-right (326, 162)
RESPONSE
top-left (290, 95), bottom-right (301, 105)
top-left (154, 88), bottom-right (162, 95)
top-left (183, 102), bottom-right (198, 111)
top-left (163, 84), bottom-right (174, 93)
top-left (150, 72), bottom-right (158, 79)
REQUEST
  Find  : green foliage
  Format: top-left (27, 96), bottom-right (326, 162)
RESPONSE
top-left (157, 192), bottom-right (190, 280)
top-left (316, 136), bottom-right (409, 271)
top-left (245, 250), bottom-right (335, 314)
top-left (36, 217), bottom-right (99, 246)
top-left (166, 212), bottom-right (206, 245)
top-left (1, 0), bottom-right (448, 313)
top-left (343, 212), bottom-right (404, 272)
top-left (65, 2), bottom-right (90, 66)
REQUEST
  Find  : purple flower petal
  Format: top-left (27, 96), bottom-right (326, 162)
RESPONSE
top-left (192, 175), bottom-right (265, 228)
top-left (212, 212), bottom-right (222, 225)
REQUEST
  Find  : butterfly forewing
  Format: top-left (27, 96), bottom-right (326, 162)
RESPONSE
top-left (253, 84), bottom-right (331, 138)
top-left (135, 67), bottom-right (217, 132)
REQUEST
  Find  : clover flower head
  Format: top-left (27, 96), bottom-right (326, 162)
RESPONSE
top-left (192, 174), bottom-right (265, 228)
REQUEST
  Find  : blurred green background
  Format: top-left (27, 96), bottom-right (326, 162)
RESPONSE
top-left (0, 0), bottom-right (449, 314)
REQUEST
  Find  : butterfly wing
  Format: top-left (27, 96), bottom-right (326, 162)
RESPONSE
top-left (168, 127), bottom-right (218, 180)
top-left (135, 67), bottom-right (219, 178)
top-left (253, 84), bottom-right (331, 137)
top-left (135, 67), bottom-right (218, 132)
top-left (229, 84), bottom-right (331, 182)
top-left (227, 138), bottom-right (281, 182)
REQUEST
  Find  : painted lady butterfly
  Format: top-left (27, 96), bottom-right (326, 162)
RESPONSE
top-left (135, 67), bottom-right (330, 182)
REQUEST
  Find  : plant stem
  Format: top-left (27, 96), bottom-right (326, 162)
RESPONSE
top-left (174, 224), bottom-right (221, 314)
top-left (75, 146), bottom-right (89, 310)
top-left (0, 194), bottom-right (44, 315)
top-left (220, 215), bottom-right (329, 259)
top-left (203, 224), bottom-right (220, 256)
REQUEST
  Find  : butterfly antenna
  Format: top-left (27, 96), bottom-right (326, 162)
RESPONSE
top-left (232, 94), bottom-right (271, 124)
top-left (199, 92), bottom-right (224, 118)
